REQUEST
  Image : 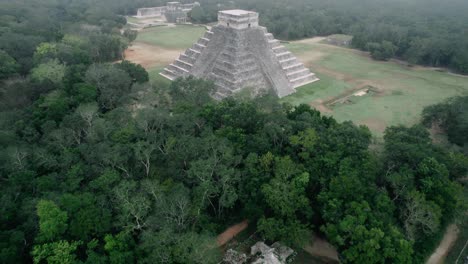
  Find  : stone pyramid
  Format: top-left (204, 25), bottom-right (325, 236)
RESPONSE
top-left (160, 9), bottom-right (319, 99)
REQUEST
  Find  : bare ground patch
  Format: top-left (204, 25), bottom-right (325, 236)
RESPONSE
top-left (299, 51), bottom-right (326, 64)
top-left (303, 234), bottom-right (340, 263)
top-left (360, 118), bottom-right (388, 133)
top-left (310, 99), bottom-right (333, 114)
top-left (295, 37), bottom-right (327, 44)
top-left (124, 42), bottom-right (183, 69)
top-left (217, 220), bottom-right (249, 246)
top-left (426, 224), bottom-right (460, 264)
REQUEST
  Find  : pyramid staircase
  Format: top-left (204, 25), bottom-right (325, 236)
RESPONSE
top-left (265, 33), bottom-right (318, 89)
top-left (160, 10), bottom-right (319, 99)
top-left (210, 34), bottom-right (268, 99)
top-left (160, 30), bottom-right (214, 81)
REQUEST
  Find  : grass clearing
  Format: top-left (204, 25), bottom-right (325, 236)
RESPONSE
top-left (135, 24), bottom-right (206, 49)
top-left (283, 40), bottom-right (468, 136)
top-left (125, 16), bottom-right (139, 23)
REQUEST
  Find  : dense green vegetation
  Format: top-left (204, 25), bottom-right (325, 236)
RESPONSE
top-left (1, 1), bottom-right (467, 264)
top-left (422, 96), bottom-right (468, 152)
top-left (190, 0), bottom-right (468, 74)
top-left (2, 69), bottom-right (467, 263)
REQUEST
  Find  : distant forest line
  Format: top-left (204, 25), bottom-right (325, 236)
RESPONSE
top-left (186, 0), bottom-right (468, 74)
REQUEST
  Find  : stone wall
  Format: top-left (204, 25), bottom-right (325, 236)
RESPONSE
top-left (136, 1), bottom-right (200, 21)
top-left (137, 7), bottom-right (166, 17)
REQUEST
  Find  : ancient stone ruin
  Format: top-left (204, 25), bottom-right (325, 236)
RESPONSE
top-left (223, 242), bottom-right (294, 264)
top-left (160, 10), bottom-right (319, 99)
top-left (136, 2), bottom-right (200, 23)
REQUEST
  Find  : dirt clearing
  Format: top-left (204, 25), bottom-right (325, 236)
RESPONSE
top-left (217, 220), bottom-right (249, 246)
top-left (124, 42), bottom-right (183, 69)
top-left (426, 224), bottom-right (460, 264)
top-left (303, 234), bottom-right (340, 263)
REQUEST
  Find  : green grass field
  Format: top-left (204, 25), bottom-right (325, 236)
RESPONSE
top-left (283, 40), bottom-right (468, 135)
top-left (125, 16), bottom-right (139, 23)
top-left (135, 25), bottom-right (206, 49)
top-left (131, 26), bottom-right (468, 136)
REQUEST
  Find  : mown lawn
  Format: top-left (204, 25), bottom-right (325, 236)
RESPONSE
top-left (135, 24), bottom-right (206, 49)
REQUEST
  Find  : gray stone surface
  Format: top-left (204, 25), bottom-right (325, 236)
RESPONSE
top-left (160, 9), bottom-right (319, 99)
top-left (136, 2), bottom-right (200, 23)
top-left (224, 249), bottom-right (248, 264)
top-left (223, 242), bottom-right (293, 264)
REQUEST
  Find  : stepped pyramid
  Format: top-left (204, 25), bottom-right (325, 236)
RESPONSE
top-left (160, 10), bottom-right (319, 99)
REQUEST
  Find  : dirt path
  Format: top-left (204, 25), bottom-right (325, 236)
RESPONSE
top-left (426, 224), bottom-right (460, 264)
top-left (217, 220), bottom-right (249, 246)
top-left (124, 42), bottom-right (183, 69)
top-left (303, 234), bottom-right (340, 262)
top-left (295, 37), bottom-right (327, 44)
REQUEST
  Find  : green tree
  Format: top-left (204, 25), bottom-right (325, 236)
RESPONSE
top-left (85, 64), bottom-right (131, 110)
top-left (402, 191), bottom-right (442, 241)
top-left (0, 50), bottom-right (20, 79)
top-left (116, 60), bottom-right (149, 84)
top-left (366, 41), bottom-right (398, 61)
top-left (104, 232), bottom-right (135, 264)
top-left (31, 59), bottom-right (66, 85)
top-left (123, 29), bottom-right (138, 42)
top-left (33, 42), bottom-right (58, 64)
top-left (257, 156), bottom-right (312, 246)
top-left (170, 77), bottom-right (215, 110)
top-left (32, 240), bottom-right (82, 264)
top-left (36, 200), bottom-right (68, 242)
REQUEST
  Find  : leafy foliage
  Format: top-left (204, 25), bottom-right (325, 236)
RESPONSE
top-left (0, 1), bottom-right (467, 263)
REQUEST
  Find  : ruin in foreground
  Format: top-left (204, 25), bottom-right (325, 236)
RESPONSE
top-left (160, 10), bottom-right (319, 99)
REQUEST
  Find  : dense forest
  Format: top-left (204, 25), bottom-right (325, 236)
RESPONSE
top-left (189, 0), bottom-right (468, 74)
top-left (1, 0), bottom-right (467, 263)
top-left (422, 96), bottom-right (468, 154)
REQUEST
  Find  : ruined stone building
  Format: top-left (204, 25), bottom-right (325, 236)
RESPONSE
top-left (136, 2), bottom-right (200, 23)
top-left (160, 10), bottom-right (319, 99)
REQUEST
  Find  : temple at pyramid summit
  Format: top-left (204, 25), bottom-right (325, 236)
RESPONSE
top-left (160, 10), bottom-right (319, 99)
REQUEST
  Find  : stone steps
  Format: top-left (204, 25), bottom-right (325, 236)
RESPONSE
top-left (167, 64), bottom-right (189, 75)
top-left (160, 22), bottom-right (319, 99)
top-left (243, 77), bottom-right (267, 89)
top-left (212, 67), bottom-right (237, 82)
top-left (265, 33), bottom-right (274, 40)
top-left (272, 45), bottom-right (287, 53)
top-left (235, 72), bottom-right (264, 87)
top-left (276, 51), bottom-right (293, 61)
top-left (215, 60), bottom-right (258, 72)
top-left (220, 52), bottom-right (251, 62)
top-left (180, 54), bottom-right (196, 65)
top-left (291, 73), bottom-right (318, 88)
top-left (212, 92), bottom-right (226, 100)
top-left (198, 37), bottom-right (210, 46)
top-left (279, 57), bottom-right (297, 67)
top-left (174, 59), bottom-right (193, 71)
top-left (283, 63), bottom-right (304, 71)
top-left (268, 39), bottom-right (281, 48)
top-left (204, 31), bottom-right (214, 38)
top-left (192, 43), bottom-right (206, 52)
top-left (159, 69), bottom-right (177, 81)
top-left (186, 48), bottom-right (201, 58)
top-left (287, 68), bottom-right (310, 80)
